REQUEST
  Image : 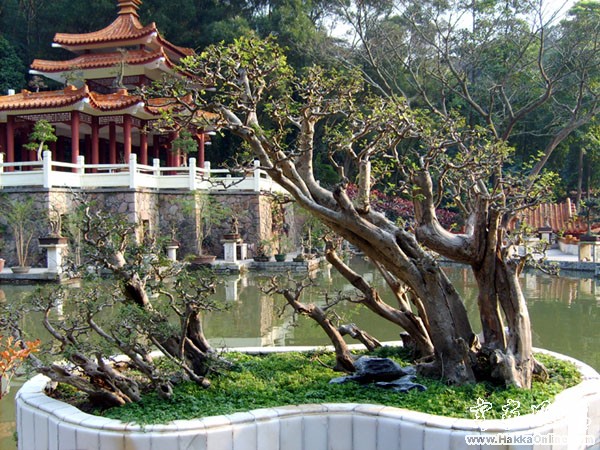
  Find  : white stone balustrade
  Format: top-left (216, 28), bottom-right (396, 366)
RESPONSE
top-left (0, 152), bottom-right (286, 193)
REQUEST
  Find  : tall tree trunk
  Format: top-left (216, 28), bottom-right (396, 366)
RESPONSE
top-left (412, 257), bottom-right (477, 384)
top-left (576, 146), bottom-right (585, 211)
top-left (472, 239), bottom-right (535, 388)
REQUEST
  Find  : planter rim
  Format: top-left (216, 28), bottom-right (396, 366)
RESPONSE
top-left (15, 346), bottom-right (599, 435)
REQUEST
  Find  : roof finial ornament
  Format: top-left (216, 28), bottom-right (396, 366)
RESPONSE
top-left (118, 0), bottom-right (142, 17)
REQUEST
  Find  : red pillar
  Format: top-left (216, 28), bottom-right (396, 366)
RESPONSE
top-left (71, 111), bottom-right (80, 165)
top-left (195, 133), bottom-right (206, 168)
top-left (168, 131), bottom-right (180, 168)
top-left (109, 122), bottom-right (117, 164)
top-left (84, 134), bottom-right (91, 163)
top-left (56, 136), bottom-right (64, 162)
top-left (139, 121), bottom-right (148, 165)
top-left (0, 123), bottom-right (6, 159)
top-left (91, 116), bottom-right (99, 172)
top-left (152, 134), bottom-right (160, 160)
top-left (22, 123), bottom-right (34, 165)
top-left (6, 116), bottom-right (15, 170)
top-left (123, 115), bottom-right (132, 162)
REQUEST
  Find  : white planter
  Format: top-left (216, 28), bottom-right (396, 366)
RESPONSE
top-left (15, 349), bottom-right (600, 450)
top-left (558, 239), bottom-right (580, 256)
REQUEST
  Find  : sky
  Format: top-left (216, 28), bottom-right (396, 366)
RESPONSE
top-left (544, 0), bottom-right (576, 19)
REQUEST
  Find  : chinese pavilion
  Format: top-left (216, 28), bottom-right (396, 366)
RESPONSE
top-left (0, 0), bottom-right (208, 170)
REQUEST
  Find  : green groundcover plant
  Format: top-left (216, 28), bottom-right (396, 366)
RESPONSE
top-left (52, 349), bottom-right (580, 425)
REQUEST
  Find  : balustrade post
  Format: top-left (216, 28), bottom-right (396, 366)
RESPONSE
top-left (253, 160), bottom-right (261, 191)
top-left (189, 157), bottom-right (197, 190)
top-left (203, 161), bottom-right (211, 179)
top-left (129, 153), bottom-right (138, 189)
top-left (43, 150), bottom-right (52, 188)
top-left (77, 155), bottom-right (85, 174)
top-left (153, 158), bottom-right (161, 177)
top-left (0, 153), bottom-right (3, 187)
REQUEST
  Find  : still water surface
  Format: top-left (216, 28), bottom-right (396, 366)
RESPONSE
top-left (1, 259), bottom-right (599, 449)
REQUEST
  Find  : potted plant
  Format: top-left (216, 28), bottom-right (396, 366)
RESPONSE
top-left (23, 119), bottom-right (57, 161)
top-left (3, 209), bottom-right (600, 450)
top-left (252, 239), bottom-right (272, 262)
top-left (183, 192), bottom-right (231, 264)
top-left (1, 195), bottom-right (38, 273)
top-left (271, 194), bottom-right (294, 262)
top-left (38, 208), bottom-right (67, 246)
top-left (223, 216), bottom-right (241, 240)
top-left (274, 234), bottom-right (292, 262)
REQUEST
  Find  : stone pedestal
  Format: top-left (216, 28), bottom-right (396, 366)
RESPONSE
top-left (166, 243), bottom-right (179, 262)
top-left (579, 235), bottom-right (599, 262)
top-left (238, 243), bottom-right (248, 260)
top-left (38, 241), bottom-right (68, 273)
top-left (538, 226), bottom-right (553, 243)
top-left (222, 238), bottom-right (243, 262)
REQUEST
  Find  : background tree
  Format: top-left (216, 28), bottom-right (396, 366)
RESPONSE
top-left (0, 35), bottom-right (26, 95)
top-left (332, 0), bottom-right (600, 180)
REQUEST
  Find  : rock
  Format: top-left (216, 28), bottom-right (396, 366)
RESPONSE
top-left (375, 375), bottom-right (427, 393)
top-left (328, 356), bottom-right (410, 385)
top-left (401, 365), bottom-right (417, 376)
top-left (329, 376), bottom-right (349, 384)
top-left (328, 358), bottom-right (426, 393)
top-left (351, 356), bottom-right (408, 383)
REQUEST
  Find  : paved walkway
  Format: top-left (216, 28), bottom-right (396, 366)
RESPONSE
top-left (545, 248), bottom-right (580, 262)
top-left (0, 248), bottom-right (594, 283)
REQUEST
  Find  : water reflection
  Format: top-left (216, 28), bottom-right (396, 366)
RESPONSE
top-left (1, 261), bottom-right (599, 450)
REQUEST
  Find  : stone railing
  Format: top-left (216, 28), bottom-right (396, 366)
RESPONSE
top-left (0, 151), bottom-right (285, 193)
top-left (15, 348), bottom-right (600, 450)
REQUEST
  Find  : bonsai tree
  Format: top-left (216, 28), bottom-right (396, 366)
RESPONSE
top-left (581, 197), bottom-right (600, 236)
top-left (1, 200), bottom-right (225, 408)
top-left (271, 195), bottom-right (293, 258)
top-left (171, 129), bottom-right (198, 166)
top-left (23, 119), bottom-right (57, 161)
top-left (144, 36), bottom-right (559, 388)
top-left (182, 192), bottom-right (232, 259)
top-left (0, 195), bottom-right (38, 270)
top-left (253, 238), bottom-right (273, 261)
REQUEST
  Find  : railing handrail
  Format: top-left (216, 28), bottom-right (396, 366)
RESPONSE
top-left (0, 151), bottom-right (285, 193)
top-left (51, 161), bottom-right (81, 170)
top-left (1, 161), bottom-right (44, 168)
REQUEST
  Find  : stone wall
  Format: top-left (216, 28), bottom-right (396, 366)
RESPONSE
top-left (0, 188), bottom-right (282, 266)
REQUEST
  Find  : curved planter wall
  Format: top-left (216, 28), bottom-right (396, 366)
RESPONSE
top-left (15, 349), bottom-right (600, 450)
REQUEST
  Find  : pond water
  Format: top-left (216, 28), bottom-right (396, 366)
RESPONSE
top-left (1, 259), bottom-right (599, 450)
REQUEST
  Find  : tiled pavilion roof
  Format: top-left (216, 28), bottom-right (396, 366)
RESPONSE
top-left (0, 85), bottom-right (145, 113)
top-left (31, 48), bottom-right (173, 73)
top-left (53, 12), bottom-right (156, 47)
top-left (519, 199), bottom-right (579, 232)
top-left (0, 85), bottom-right (89, 111)
top-left (51, 0), bottom-right (194, 58)
top-left (0, 85), bottom-right (218, 123)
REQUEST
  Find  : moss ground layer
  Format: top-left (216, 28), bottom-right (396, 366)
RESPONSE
top-left (91, 349), bottom-right (582, 425)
